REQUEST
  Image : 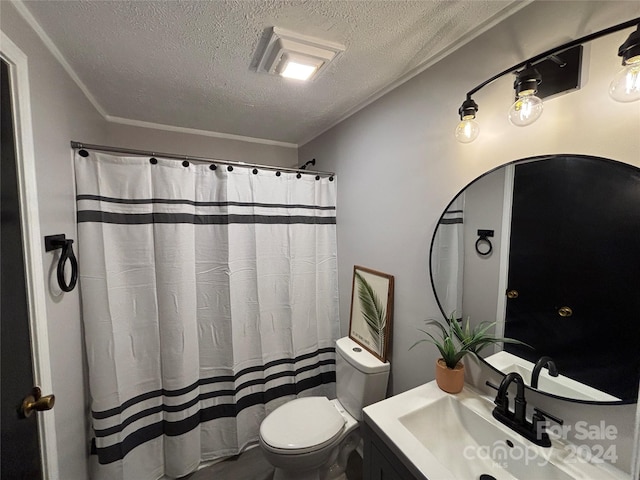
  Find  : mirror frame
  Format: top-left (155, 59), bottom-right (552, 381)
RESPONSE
top-left (429, 153), bottom-right (640, 405)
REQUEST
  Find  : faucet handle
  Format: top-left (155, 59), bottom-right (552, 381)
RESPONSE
top-left (531, 408), bottom-right (560, 447)
top-left (485, 381), bottom-right (499, 391)
top-left (532, 408), bottom-right (563, 444)
top-left (533, 407), bottom-right (563, 425)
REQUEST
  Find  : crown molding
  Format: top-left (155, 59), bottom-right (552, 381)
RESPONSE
top-left (105, 115), bottom-right (298, 148)
top-left (12, 0), bottom-right (298, 149)
top-left (12, 0), bottom-right (108, 117)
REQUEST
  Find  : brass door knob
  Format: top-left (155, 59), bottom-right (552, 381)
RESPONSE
top-left (558, 306), bottom-right (573, 317)
top-left (506, 289), bottom-right (519, 299)
top-left (19, 387), bottom-right (55, 418)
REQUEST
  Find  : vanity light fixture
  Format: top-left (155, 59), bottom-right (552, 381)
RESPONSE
top-left (455, 17), bottom-right (640, 143)
top-left (256, 27), bottom-right (344, 82)
top-left (610, 24), bottom-right (640, 102)
top-left (454, 97), bottom-right (480, 143)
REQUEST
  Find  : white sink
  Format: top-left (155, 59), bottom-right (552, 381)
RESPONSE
top-left (363, 381), bottom-right (627, 480)
top-left (485, 352), bottom-right (620, 402)
top-left (399, 395), bottom-right (571, 479)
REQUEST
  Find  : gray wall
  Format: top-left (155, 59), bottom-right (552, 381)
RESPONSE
top-left (300, 0), bottom-right (640, 398)
top-left (299, 0), bottom-right (640, 473)
top-left (460, 167), bottom-right (506, 334)
top-left (106, 123), bottom-right (298, 167)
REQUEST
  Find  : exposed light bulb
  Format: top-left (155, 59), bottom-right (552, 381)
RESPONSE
top-left (454, 118), bottom-right (480, 143)
top-left (609, 61), bottom-right (640, 102)
top-left (455, 97), bottom-right (479, 143)
top-left (611, 24), bottom-right (640, 102)
top-left (508, 93), bottom-right (544, 127)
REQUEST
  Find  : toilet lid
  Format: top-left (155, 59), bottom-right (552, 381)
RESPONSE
top-left (260, 397), bottom-right (345, 451)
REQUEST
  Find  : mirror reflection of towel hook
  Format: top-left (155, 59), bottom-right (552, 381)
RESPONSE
top-left (475, 229), bottom-right (494, 257)
top-left (45, 234), bottom-right (78, 292)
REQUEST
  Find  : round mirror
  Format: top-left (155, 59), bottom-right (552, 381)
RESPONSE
top-left (429, 154), bottom-right (640, 404)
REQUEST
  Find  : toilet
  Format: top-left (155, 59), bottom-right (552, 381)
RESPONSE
top-left (259, 336), bottom-right (390, 480)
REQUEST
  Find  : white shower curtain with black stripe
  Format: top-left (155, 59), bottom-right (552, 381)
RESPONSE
top-left (75, 151), bottom-right (339, 480)
top-left (431, 195), bottom-right (464, 319)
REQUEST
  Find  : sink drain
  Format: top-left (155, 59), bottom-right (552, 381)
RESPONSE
top-left (479, 475), bottom-right (497, 480)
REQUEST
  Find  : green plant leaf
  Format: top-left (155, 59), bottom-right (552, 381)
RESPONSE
top-left (410, 312), bottom-right (532, 370)
top-left (355, 271), bottom-right (387, 353)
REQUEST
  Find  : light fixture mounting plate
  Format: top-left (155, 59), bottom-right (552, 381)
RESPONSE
top-left (534, 45), bottom-right (583, 100)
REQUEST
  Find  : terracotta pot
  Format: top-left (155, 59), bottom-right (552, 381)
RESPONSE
top-left (435, 358), bottom-right (465, 393)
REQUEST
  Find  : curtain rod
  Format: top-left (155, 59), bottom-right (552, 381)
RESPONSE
top-left (70, 141), bottom-right (335, 178)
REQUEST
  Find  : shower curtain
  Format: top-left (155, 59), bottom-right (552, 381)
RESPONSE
top-left (431, 195), bottom-right (464, 319)
top-left (75, 151), bottom-right (339, 480)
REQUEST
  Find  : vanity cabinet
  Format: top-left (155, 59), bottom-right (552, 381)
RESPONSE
top-left (362, 419), bottom-right (421, 480)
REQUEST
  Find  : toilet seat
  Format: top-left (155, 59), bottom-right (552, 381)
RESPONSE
top-left (260, 397), bottom-right (346, 454)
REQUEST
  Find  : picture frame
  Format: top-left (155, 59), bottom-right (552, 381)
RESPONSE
top-left (348, 265), bottom-right (394, 362)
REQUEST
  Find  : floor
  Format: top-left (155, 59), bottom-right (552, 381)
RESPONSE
top-left (186, 446), bottom-right (363, 480)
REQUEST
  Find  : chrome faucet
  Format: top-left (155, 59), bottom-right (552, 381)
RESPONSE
top-left (531, 356), bottom-right (559, 389)
top-left (487, 372), bottom-right (563, 448)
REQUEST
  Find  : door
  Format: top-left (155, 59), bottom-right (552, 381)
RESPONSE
top-left (503, 156), bottom-right (640, 401)
top-left (1, 58), bottom-right (43, 479)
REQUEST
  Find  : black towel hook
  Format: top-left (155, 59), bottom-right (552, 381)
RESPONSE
top-left (475, 229), bottom-right (494, 257)
top-left (45, 234), bottom-right (78, 292)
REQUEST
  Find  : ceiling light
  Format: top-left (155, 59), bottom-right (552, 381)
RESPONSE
top-left (278, 52), bottom-right (323, 81)
top-left (610, 24), bottom-right (640, 102)
top-left (280, 60), bottom-right (318, 81)
top-left (454, 98), bottom-right (480, 143)
top-left (508, 66), bottom-right (544, 127)
top-left (256, 28), bottom-right (344, 82)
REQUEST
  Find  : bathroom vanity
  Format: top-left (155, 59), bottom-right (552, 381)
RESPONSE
top-left (362, 381), bottom-right (628, 480)
top-left (362, 420), bottom-right (420, 480)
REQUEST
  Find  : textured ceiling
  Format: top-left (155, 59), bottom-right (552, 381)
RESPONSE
top-left (21, 0), bottom-right (522, 145)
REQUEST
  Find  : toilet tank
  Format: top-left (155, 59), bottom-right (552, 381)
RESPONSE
top-left (335, 337), bottom-right (390, 421)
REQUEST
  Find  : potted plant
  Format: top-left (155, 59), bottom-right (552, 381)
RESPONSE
top-left (410, 315), bottom-right (527, 393)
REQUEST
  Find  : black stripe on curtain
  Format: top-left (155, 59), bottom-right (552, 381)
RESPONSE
top-left (94, 371), bottom-right (336, 465)
top-left (439, 209), bottom-right (463, 225)
top-left (77, 194), bottom-right (336, 210)
top-left (92, 347), bottom-right (336, 420)
top-left (92, 358), bottom-right (336, 437)
top-left (77, 211), bottom-right (336, 225)
top-left (439, 218), bottom-right (463, 225)
top-left (91, 347), bottom-right (336, 464)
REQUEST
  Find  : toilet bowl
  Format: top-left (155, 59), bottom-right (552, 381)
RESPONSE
top-left (259, 397), bottom-right (358, 480)
top-left (259, 337), bottom-right (390, 480)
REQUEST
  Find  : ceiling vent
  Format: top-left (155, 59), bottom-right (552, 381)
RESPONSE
top-left (256, 28), bottom-right (344, 81)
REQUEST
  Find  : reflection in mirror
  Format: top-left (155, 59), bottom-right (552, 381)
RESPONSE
top-left (430, 155), bottom-right (640, 404)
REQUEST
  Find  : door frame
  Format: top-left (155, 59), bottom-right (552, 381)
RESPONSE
top-left (1, 30), bottom-right (59, 479)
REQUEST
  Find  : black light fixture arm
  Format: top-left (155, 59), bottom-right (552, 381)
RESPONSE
top-left (465, 17), bottom-right (640, 99)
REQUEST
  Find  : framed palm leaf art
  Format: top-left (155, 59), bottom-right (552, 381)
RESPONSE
top-left (348, 266), bottom-right (394, 362)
